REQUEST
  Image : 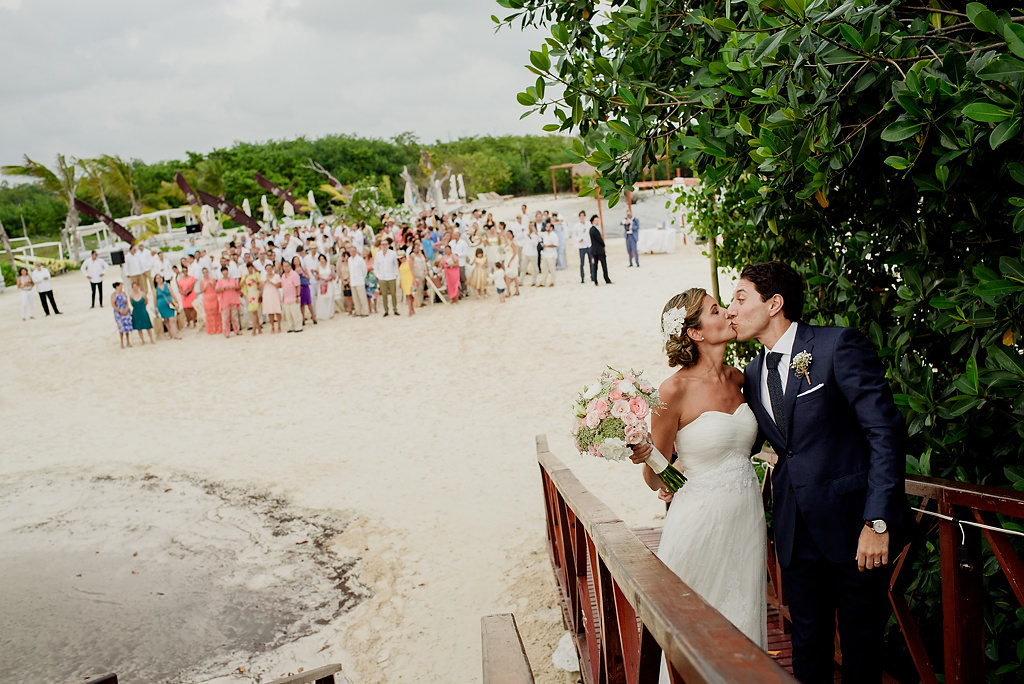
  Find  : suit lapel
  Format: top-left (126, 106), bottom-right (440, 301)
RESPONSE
top-left (783, 322), bottom-right (816, 438)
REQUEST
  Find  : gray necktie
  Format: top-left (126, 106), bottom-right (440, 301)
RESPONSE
top-left (766, 351), bottom-right (787, 438)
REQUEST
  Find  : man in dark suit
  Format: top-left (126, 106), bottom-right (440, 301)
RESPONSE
top-left (725, 262), bottom-right (906, 684)
top-left (588, 214), bottom-right (612, 286)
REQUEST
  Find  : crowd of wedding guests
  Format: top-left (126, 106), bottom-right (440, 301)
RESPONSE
top-left (72, 204), bottom-right (618, 348)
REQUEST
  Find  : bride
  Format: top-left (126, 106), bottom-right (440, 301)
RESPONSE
top-left (630, 288), bottom-right (767, 661)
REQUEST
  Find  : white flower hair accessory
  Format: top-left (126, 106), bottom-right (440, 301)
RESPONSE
top-left (662, 307), bottom-right (687, 346)
top-left (791, 350), bottom-right (813, 385)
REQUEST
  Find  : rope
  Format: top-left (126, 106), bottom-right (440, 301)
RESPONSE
top-left (911, 506), bottom-right (1024, 539)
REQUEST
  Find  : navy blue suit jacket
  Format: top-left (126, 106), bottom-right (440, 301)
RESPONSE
top-left (743, 322), bottom-right (907, 567)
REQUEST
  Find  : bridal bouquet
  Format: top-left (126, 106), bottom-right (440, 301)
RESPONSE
top-left (571, 367), bottom-right (686, 492)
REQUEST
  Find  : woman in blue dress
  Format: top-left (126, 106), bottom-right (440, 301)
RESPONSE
top-left (154, 274), bottom-right (182, 340)
top-left (110, 281), bottom-right (133, 348)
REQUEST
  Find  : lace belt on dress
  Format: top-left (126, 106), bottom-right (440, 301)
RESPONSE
top-left (679, 453), bottom-right (758, 494)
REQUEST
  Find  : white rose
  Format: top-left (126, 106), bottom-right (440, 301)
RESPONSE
top-left (582, 383), bottom-right (602, 400)
top-left (616, 379), bottom-right (637, 396)
top-left (597, 437), bottom-right (632, 461)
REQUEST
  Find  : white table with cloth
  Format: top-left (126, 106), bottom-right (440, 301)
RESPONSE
top-left (636, 226), bottom-right (677, 254)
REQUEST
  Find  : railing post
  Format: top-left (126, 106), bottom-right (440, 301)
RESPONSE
top-left (938, 501), bottom-right (985, 683)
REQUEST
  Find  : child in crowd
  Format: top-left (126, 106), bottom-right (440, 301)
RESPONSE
top-left (491, 262), bottom-right (507, 304)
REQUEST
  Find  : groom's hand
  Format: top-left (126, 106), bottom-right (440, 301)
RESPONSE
top-left (856, 526), bottom-right (890, 572)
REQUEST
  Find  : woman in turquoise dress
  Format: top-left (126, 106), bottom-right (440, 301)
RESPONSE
top-left (110, 281), bottom-right (133, 348)
top-left (153, 274), bottom-right (181, 340)
top-left (130, 281), bottom-right (155, 345)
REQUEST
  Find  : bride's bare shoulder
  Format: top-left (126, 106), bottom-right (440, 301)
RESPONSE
top-left (659, 370), bottom-right (692, 402)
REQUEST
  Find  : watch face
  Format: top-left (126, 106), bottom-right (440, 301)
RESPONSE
top-left (872, 520), bottom-right (887, 534)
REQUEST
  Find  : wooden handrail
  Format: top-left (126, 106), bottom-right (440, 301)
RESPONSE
top-left (538, 435), bottom-right (795, 683)
top-left (78, 676), bottom-right (117, 684)
top-left (266, 663), bottom-right (343, 684)
top-left (481, 613), bottom-right (536, 683)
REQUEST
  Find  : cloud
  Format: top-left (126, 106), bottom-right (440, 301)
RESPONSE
top-left (0, 0), bottom-right (556, 171)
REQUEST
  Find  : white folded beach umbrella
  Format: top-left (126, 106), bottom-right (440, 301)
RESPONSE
top-left (242, 198), bottom-right (252, 216)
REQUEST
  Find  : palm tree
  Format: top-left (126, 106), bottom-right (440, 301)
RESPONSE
top-left (1, 154), bottom-right (82, 261)
top-left (100, 155), bottom-right (143, 215)
top-left (78, 158), bottom-right (112, 216)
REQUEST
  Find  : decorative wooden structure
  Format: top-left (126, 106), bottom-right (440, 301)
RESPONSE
top-left (481, 613), bottom-right (536, 684)
top-left (540, 433), bottom-right (1024, 683)
top-left (537, 435), bottom-right (794, 683)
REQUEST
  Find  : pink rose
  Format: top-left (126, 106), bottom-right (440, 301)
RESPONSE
top-left (611, 399), bottom-right (631, 421)
top-left (629, 396), bottom-right (650, 419)
top-left (624, 424), bottom-right (647, 445)
top-left (572, 419), bottom-right (581, 436)
top-left (588, 444), bottom-right (600, 457)
top-left (585, 410), bottom-right (600, 429)
top-left (609, 389), bottom-right (623, 401)
top-left (595, 398), bottom-right (610, 419)
top-left (586, 398), bottom-right (597, 413)
top-left (624, 374), bottom-right (636, 383)
top-left (639, 381), bottom-right (653, 393)
top-left (621, 410), bottom-right (640, 426)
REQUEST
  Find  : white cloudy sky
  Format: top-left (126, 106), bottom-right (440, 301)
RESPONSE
top-left (0, 0), bottom-right (554, 167)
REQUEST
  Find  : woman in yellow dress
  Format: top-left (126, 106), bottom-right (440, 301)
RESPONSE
top-left (468, 247), bottom-right (489, 297)
top-left (240, 263), bottom-right (263, 335)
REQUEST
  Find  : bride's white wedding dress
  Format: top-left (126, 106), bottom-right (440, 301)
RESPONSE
top-left (657, 403), bottom-right (767, 678)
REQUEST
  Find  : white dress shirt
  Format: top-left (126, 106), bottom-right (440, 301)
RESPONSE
top-left (572, 221), bottom-right (592, 249)
top-left (31, 267), bottom-right (52, 292)
top-left (348, 254), bottom-right (367, 286)
top-left (375, 248), bottom-right (399, 281)
top-left (83, 257), bottom-right (108, 282)
top-left (761, 321), bottom-right (799, 418)
top-left (123, 250), bottom-right (141, 277)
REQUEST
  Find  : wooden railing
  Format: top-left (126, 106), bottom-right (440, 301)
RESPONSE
top-left (537, 435), bottom-right (795, 684)
top-left (481, 613), bottom-right (536, 683)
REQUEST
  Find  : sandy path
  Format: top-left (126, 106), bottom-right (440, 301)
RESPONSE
top-left (0, 194), bottom-right (724, 683)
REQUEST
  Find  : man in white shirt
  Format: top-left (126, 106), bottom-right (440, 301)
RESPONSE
top-left (31, 263), bottom-right (61, 315)
top-left (540, 223), bottom-right (559, 287)
top-left (347, 245), bottom-right (369, 317)
top-left (136, 246), bottom-right (154, 296)
top-left (82, 250), bottom-right (109, 307)
top-left (374, 238), bottom-right (400, 316)
top-left (454, 230), bottom-right (472, 296)
top-left (152, 251), bottom-right (175, 282)
top-left (571, 210), bottom-right (592, 284)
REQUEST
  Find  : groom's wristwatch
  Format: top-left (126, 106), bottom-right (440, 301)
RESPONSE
top-left (865, 519), bottom-right (888, 534)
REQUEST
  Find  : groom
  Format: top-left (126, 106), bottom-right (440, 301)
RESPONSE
top-left (726, 262), bottom-right (906, 684)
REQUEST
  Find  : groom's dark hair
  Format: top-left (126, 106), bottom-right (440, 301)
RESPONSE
top-left (740, 262), bottom-right (804, 321)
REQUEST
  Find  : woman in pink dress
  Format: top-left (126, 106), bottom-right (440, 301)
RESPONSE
top-left (176, 269), bottom-right (198, 328)
top-left (442, 244), bottom-right (460, 303)
top-left (200, 267), bottom-right (221, 335)
top-left (262, 263), bottom-right (283, 333)
top-left (215, 266), bottom-right (242, 337)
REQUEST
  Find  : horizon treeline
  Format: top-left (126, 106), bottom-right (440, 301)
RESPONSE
top-left (0, 132), bottom-right (578, 238)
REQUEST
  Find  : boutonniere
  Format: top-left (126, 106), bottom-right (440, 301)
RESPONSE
top-left (791, 350), bottom-right (813, 386)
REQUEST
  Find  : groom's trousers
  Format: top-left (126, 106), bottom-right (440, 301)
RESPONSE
top-left (781, 510), bottom-right (891, 684)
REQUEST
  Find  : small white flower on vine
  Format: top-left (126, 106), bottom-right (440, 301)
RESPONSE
top-left (791, 350), bottom-right (813, 386)
top-left (662, 307), bottom-right (687, 346)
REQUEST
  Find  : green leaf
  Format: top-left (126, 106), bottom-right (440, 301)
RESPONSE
top-left (1008, 162), bottom-right (1024, 186)
top-left (978, 56), bottom-right (1024, 82)
top-left (880, 119), bottom-right (925, 142)
top-left (962, 102), bottom-right (1013, 122)
top-left (884, 156), bottom-right (911, 170)
top-left (607, 120), bottom-right (634, 137)
top-left (930, 296), bottom-right (958, 310)
top-left (987, 345), bottom-right (1024, 377)
top-left (752, 30), bottom-right (788, 64)
top-left (976, 279), bottom-right (1024, 297)
top-left (529, 48), bottom-right (550, 72)
top-left (966, 3), bottom-right (999, 33)
top-left (781, 0), bottom-right (805, 16)
top-left (990, 119), bottom-right (1020, 149)
top-left (966, 356), bottom-right (979, 393)
top-left (516, 91), bottom-right (536, 106)
top-left (838, 24), bottom-right (863, 51)
top-left (1003, 21), bottom-right (1024, 59)
top-left (999, 256), bottom-right (1024, 282)
top-left (713, 17), bottom-right (737, 32)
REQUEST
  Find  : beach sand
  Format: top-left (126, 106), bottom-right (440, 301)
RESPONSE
top-left (0, 192), bottom-right (726, 683)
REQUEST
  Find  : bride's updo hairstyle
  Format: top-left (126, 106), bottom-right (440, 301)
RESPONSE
top-left (662, 288), bottom-right (706, 368)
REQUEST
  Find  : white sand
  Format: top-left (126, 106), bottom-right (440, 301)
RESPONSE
top-left (0, 192), bottom-right (727, 683)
